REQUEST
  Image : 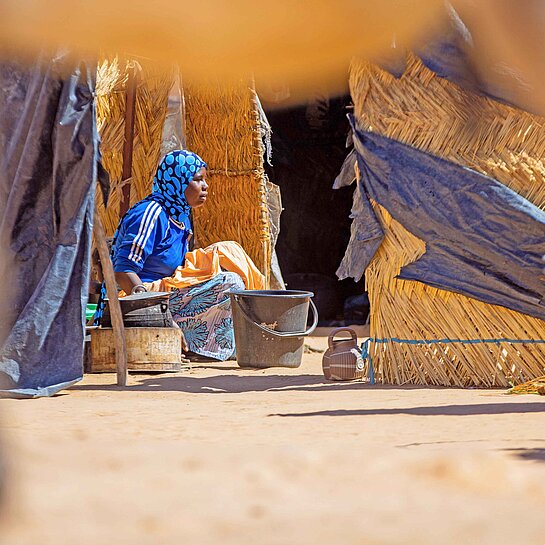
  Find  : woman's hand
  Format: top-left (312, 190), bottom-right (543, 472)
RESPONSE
top-left (115, 271), bottom-right (146, 296)
top-left (131, 285), bottom-right (147, 294)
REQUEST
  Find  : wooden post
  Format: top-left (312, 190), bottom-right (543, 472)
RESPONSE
top-left (93, 208), bottom-right (128, 386)
top-left (119, 63), bottom-right (138, 218)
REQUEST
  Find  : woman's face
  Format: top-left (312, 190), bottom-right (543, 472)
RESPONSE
top-left (184, 167), bottom-right (208, 208)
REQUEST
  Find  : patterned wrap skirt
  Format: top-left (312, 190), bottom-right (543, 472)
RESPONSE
top-left (168, 271), bottom-right (245, 361)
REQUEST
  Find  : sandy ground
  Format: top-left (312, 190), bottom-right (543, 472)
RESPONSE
top-left (1, 335), bottom-right (545, 545)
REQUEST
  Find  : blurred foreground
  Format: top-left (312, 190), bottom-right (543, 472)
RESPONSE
top-left (1, 1), bottom-right (544, 110)
top-left (1, 338), bottom-right (544, 545)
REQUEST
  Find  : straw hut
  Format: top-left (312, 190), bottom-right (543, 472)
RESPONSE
top-left (345, 54), bottom-right (545, 387)
top-left (95, 58), bottom-right (272, 282)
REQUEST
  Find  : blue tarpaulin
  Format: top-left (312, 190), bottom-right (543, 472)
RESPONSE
top-left (0, 53), bottom-right (100, 397)
top-left (381, 6), bottom-right (538, 116)
top-left (338, 116), bottom-right (545, 322)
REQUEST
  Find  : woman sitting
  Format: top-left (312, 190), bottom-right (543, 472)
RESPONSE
top-left (108, 150), bottom-right (262, 361)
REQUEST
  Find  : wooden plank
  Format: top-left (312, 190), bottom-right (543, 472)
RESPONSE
top-left (90, 327), bottom-right (182, 373)
top-left (93, 209), bottom-right (128, 385)
top-left (119, 63), bottom-right (139, 218)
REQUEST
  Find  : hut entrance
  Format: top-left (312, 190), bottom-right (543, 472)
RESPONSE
top-left (262, 91), bottom-right (368, 325)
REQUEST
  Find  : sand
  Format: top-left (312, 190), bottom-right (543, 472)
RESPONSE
top-left (1, 335), bottom-right (545, 544)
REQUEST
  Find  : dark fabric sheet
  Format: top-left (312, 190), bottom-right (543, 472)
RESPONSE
top-left (335, 150), bottom-right (383, 283)
top-left (415, 9), bottom-right (482, 94)
top-left (0, 53), bottom-right (99, 397)
top-left (341, 116), bottom-right (545, 321)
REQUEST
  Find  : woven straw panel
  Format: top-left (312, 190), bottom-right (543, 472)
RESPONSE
top-left (350, 55), bottom-right (545, 387)
top-left (95, 56), bottom-right (173, 236)
top-left (351, 55), bottom-right (545, 206)
top-left (183, 80), bottom-right (271, 280)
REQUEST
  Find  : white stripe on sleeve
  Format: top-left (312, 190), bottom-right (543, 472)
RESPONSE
top-left (131, 205), bottom-right (163, 263)
top-left (128, 202), bottom-right (161, 262)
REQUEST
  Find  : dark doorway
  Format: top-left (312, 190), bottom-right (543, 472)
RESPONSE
top-left (262, 90), bottom-right (368, 325)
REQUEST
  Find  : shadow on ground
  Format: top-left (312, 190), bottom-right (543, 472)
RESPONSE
top-left (270, 402), bottom-right (545, 417)
top-left (71, 374), bottom-right (378, 394)
top-left (502, 447), bottom-right (545, 463)
top-left (70, 372), bottom-right (462, 394)
top-left (70, 364), bottom-right (480, 394)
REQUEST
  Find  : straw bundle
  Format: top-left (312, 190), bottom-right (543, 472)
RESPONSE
top-left (183, 79), bottom-right (271, 280)
top-left (350, 55), bottom-right (545, 387)
top-left (95, 56), bottom-right (173, 236)
top-left (509, 376), bottom-right (545, 395)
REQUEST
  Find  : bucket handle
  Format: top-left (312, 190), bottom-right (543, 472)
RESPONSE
top-left (233, 296), bottom-right (319, 338)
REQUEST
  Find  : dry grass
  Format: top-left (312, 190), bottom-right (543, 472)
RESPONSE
top-left (350, 54), bottom-right (545, 387)
top-left (509, 375), bottom-right (545, 395)
top-left (95, 56), bottom-right (173, 236)
top-left (183, 79), bottom-right (271, 281)
top-left (350, 55), bottom-right (545, 206)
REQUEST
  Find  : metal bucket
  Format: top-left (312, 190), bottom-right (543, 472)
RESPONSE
top-left (229, 290), bottom-right (318, 368)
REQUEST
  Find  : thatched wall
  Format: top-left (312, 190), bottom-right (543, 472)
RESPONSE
top-left (350, 55), bottom-right (545, 387)
top-left (183, 79), bottom-right (271, 281)
top-left (95, 56), bottom-right (173, 236)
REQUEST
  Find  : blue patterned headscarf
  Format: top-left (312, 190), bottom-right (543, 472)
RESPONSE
top-left (149, 150), bottom-right (207, 225)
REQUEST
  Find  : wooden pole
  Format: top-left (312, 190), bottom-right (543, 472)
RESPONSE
top-left (119, 63), bottom-right (138, 218)
top-left (93, 208), bottom-right (128, 386)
